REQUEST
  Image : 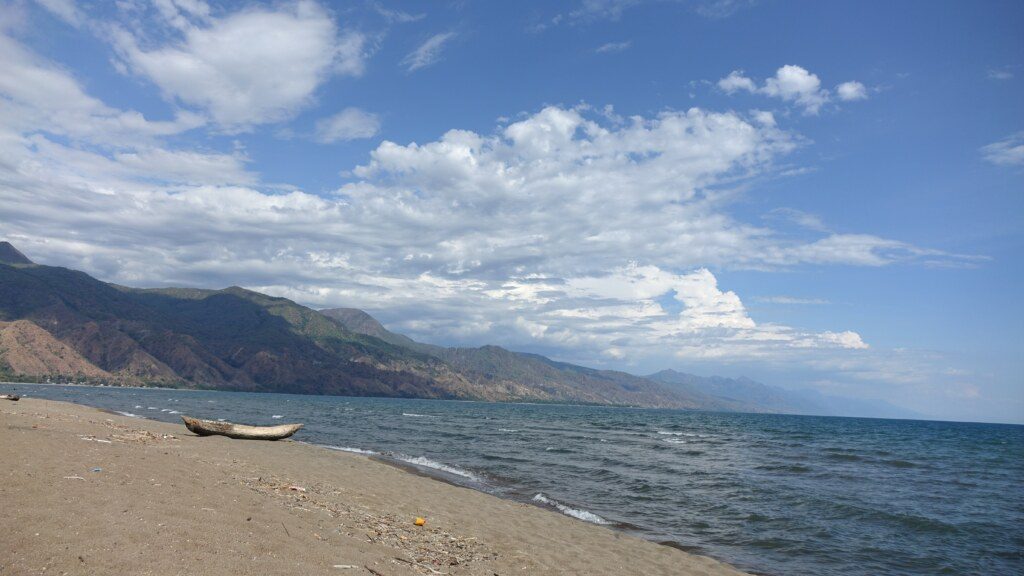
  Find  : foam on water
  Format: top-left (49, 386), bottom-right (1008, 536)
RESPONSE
top-left (402, 412), bottom-right (434, 418)
top-left (532, 493), bottom-right (612, 525)
top-left (395, 455), bottom-right (480, 481)
top-left (116, 411), bottom-right (143, 418)
top-left (325, 445), bottom-right (377, 456)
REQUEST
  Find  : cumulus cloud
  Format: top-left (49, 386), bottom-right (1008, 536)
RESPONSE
top-left (717, 70), bottom-right (757, 93)
top-left (761, 65), bottom-right (830, 114)
top-left (0, 29), bottom-right (975, 371)
top-left (718, 65), bottom-right (867, 114)
top-left (314, 107), bottom-right (381, 143)
top-left (110, 0), bottom-right (366, 131)
top-left (981, 133), bottom-right (1024, 166)
top-left (1, 54), bottom-right (978, 369)
top-left (402, 32), bottom-right (456, 72)
top-left (836, 80), bottom-right (868, 101)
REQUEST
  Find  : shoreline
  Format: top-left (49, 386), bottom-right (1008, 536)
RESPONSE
top-left (1, 397), bottom-right (750, 575)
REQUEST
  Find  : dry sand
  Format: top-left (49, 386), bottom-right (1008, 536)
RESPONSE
top-left (0, 398), bottom-right (749, 576)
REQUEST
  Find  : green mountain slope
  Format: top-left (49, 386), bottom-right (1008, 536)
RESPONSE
top-left (321, 308), bottom-right (731, 409)
top-left (0, 244), bottom-right (696, 407)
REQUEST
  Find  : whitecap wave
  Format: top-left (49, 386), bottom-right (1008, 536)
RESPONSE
top-left (402, 412), bottom-right (434, 418)
top-left (271, 415), bottom-right (283, 419)
top-left (532, 493), bottom-right (611, 525)
top-left (498, 428), bottom-right (519, 432)
top-left (663, 438), bottom-right (688, 444)
top-left (396, 455), bottom-right (480, 481)
top-left (658, 431), bottom-right (700, 437)
top-left (325, 445), bottom-right (377, 456)
top-left (116, 411), bottom-right (143, 418)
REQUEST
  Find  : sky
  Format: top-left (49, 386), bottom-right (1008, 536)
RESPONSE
top-left (0, 0), bottom-right (1021, 423)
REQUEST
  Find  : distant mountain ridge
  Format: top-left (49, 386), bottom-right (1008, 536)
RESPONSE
top-left (0, 242), bottom-right (912, 417)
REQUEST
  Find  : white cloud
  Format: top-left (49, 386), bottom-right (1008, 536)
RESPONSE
top-left (836, 80), bottom-right (868, 101)
top-left (402, 32), bottom-right (455, 72)
top-left (762, 65), bottom-right (829, 114)
top-left (33, 0), bottom-right (83, 27)
top-left (111, 0), bottom-right (366, 131)
top-left (718, 65), bottom-right (866, 115)
top-left (0, 41), bottom-right (976, 374)
top-left (373, 4), bottom-right (425, 23)
top-left (987, 66), bottom-right (1014, 81)
top-left (314, 108), bottom-right (381, 143)
top-left (595, 40), bottom-right (632, 53)
top-left (756, 296), bottom-right (829, 305)
top-left (0, 33), bottom-right (204, 144)
top-left (981, 133), bottom-right (1024, 166)
top-left (718, 70), bottom-right (757, 93)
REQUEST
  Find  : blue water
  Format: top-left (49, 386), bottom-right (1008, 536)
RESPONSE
top-left (3, 383), bottom-right (1022, 575)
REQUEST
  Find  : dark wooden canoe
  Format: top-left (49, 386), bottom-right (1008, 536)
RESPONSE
top-left (181, 415), bottom-right (302, 440)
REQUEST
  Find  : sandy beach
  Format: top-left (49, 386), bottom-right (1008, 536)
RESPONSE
top-left (0, 398), bottom-right (748, 576)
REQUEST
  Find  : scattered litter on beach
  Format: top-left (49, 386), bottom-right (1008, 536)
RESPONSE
top-left (90, 467), bottom-right (102, 472)
top-left (63, 475), bottom-right (85, 480)
top-left (414, 517), bottom-right (426, 526)
top-left (241, 475), bottom-right (492, 571)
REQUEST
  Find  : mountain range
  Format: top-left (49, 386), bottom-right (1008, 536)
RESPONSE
top-left (0, 242), bottom-right (912, 417)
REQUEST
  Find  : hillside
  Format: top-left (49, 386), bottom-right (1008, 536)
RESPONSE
top-left (324, 309), bottom-right (740, 411)
top-left (0, 244), bottom-right (693, 407)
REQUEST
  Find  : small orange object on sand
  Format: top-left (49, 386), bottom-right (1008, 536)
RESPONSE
top-left (414, 517), bottom-right (426, 526)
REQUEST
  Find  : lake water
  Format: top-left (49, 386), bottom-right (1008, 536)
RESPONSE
top-left (3, 383), bottom-right (1021, 575)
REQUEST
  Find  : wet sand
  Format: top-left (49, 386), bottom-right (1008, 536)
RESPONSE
top-left (0, 398), bottom-right (748, 575)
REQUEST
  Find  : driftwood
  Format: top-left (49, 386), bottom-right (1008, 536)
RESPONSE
top-left (0, 394), bottom-right (19, 401)
top-left (181, 415), bottom-right (302, 440)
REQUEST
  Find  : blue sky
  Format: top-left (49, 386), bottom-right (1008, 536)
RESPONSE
top-left (0, 0), bottom-right (1021, 422)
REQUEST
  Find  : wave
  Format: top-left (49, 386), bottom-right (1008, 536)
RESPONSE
top-left (325, 445), bottom-right (377, 456)
top-left (402, 413), bottom-right (435, 418)
top-left (271, 415), bottom-right (283, 419)
top-left (532, 493), bottom-right (611, 525)
top-left (116, 411), bottom-right (143, 418)
top-left (663, 438), bottom-right (688, 444)
top-left (498, 428), bottom-right (520, 432)
top-left (658, 431), bottom-right (701, 437)
top-left (395, 455), bottom-right (480, 481)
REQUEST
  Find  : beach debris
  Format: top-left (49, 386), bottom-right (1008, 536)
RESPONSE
top-left (332, 565), bottom-right (358, 570)
top-left (90, 467), bottom-right (102, 472)
top-left (241, 475), bottom-right (491, 569)
top-left (364, 566), bottom-right (385, 576)
top-left (63, 476), bottom-right (85, 481)
top-left (414, 517), bottom-right (426, 526)
top-left (181, 415), bottom-right (303, 440)
top-left (288, 485), bottom-right (307, 492)
top-left (0, 394), bottom-right (19, 401)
